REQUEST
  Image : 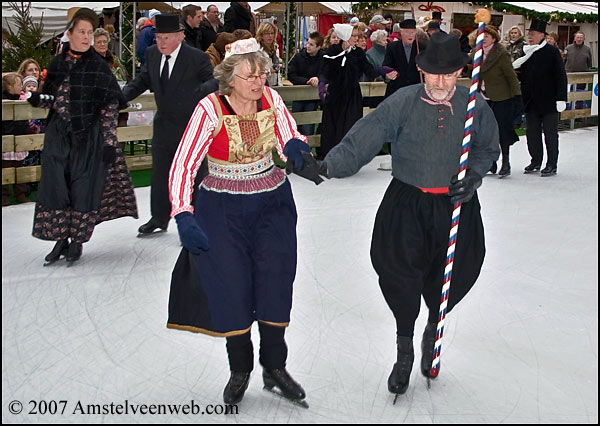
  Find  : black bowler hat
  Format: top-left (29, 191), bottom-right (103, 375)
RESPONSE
top-left (155, 14), bottom-right (183, 33)
top-left (399, 19), bottom-right (416, 29)
top-left (432, 11), bottom-right (442, 20)
top-left (416, 32), bottom-right (469, 74)
top-left (528, 19), bottom-right (548, 35)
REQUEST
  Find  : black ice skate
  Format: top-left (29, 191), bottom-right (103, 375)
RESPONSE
top-left (498, 161), bottom-right (511, 178)
top-left (66, 242), bottom-right (83, 266)
top-left (43, 239), bottom-right (69, 266)
top-left (388, 336), bottom-right (414, 404)
top-left (421, 321), bottom-right (438, 388)
top-left (223, 371), bottom-right (251, 404)
top-left (263, 368), bottom-right (308, 409)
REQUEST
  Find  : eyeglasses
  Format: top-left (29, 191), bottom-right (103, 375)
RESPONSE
top-left (234, 72), bottom-right (270, 82)
top-left (95, 40), bottom-right (108, 45)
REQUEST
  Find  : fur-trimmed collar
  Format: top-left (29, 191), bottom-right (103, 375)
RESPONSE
top-left (481, 42), bottom-right (508, 73)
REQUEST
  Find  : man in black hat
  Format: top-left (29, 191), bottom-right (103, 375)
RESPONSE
top-left (513, 19), bottom-right (567, 177)
top-left (431, 11), bottom-right (446, 33)
top-left (287, 32), bottom-right (499, 396)
top-left (123, 14), bottom-right (217, 236)
top-left (381, 18), bottom-right (426, 98)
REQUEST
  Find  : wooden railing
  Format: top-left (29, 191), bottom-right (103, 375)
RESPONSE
top-left (2, 72), bottom-right (596, 186)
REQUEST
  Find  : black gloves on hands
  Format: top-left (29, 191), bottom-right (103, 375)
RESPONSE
top-left (448, 170), bottom-right (482, 204)
top-left (175, 212), bottom-right (210, 254)
top-left (102, 146), bottom-right (117, 165)
top-left (283, 138), bottom-right (327, 185)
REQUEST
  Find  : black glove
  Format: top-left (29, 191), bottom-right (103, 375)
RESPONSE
top-left (448, 170), bottom-right (482, 204)
top-left (102, 146), bottom-right (117, 165)
top-left (286, 151), bottom-right (328, 185)
top-left (174, 212), bottom-right (209, 254)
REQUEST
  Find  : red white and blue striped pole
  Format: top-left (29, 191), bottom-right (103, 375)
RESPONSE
top-left (429, 9), bottom-right (491, 380)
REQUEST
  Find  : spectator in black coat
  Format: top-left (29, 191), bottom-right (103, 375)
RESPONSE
top-left (288, 31), bottom-right (324, 136)
top-left (513, 19), bottom-right (567, 177)
top-left (223, 2), bottom-right (254, 35)
top-left (181, 4), bottom-right (203, 50)
top-left (199, 4), bottom-right (224, 51)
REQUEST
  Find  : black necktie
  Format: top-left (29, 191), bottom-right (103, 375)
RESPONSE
top-left (160, 55), bottom-right (171, 91)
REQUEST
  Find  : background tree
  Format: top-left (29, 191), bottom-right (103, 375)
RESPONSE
top-left (2, 2), bottom-right (55, 72)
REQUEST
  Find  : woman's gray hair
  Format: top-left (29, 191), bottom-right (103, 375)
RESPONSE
top-left (93, 27), bottom-right (110, 39)
top-left (213, 50), bottom-right (269, 95)
top-left (370, 29), bottom-right (388, 44)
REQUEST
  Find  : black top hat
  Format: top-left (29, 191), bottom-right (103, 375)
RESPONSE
top-left (432, 11), bottom-right (442, 20)
top-left (416, 32), bottom-right (469, 74)
top-left (528, 19), bottom-right (548, 35)
top-left (399, 19), bottom-right (416, 29)
top-left (67, 7), bottom-right (99, 30)
top-left (155, 14), bottom-right (183, 33)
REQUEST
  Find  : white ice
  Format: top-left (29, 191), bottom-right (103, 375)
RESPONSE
top-left (2, 127), bottom-right (598, 423)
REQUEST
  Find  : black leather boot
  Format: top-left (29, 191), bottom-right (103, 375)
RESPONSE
top-left (223, 371), bottom-right (251, 404)
top-left (498, 160), bottom-right (511, 177)
top-left (421, 322), bottom-right (438, 379)
top-left (263, 368), bottom-right (306, 401)
top-left (44, 239), bottom-right (69, 263)
top-left (387, 336), bottom-right (414, 395)
top-left (66, 242), bottom-right (83, 263)
top-left (524, 163), bottom-right (541, 174)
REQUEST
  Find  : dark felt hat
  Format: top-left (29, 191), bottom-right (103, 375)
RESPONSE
top-left (67, 7), bottom-right (99, 30)
top-left (416, 32), bottom-right (469, 74)
top-left (528, 19), bottom-right (548, 35)
top-left (155, 14), bottom-right (184, 33)
top-left (432, 11), bottom-right (442, 20)
top-left (399, 19), bottom-right (416, 29)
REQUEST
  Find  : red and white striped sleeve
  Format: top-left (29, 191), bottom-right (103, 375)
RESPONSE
top-left (268, 87), bottom-right (308, 161)
top-left (169, 97), bottom-right (219, 217)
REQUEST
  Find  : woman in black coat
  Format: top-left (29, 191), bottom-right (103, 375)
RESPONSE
top-left (26, 8), bottom-right (137, 265)
top-left (318, 24), bottom-right (379, 159)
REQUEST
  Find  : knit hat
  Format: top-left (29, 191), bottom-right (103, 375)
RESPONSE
top-left (349, 17), bottom-right (359, 24)
top-left (22, 75), bottom-right (38, 89)
top-left (149, 9), bottom-right (161, 19)
top-left (333, 23), bottom-right (354, 42)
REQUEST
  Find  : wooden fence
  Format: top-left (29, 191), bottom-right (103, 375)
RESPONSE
top-left (2, 72), bottom-right (596, 186)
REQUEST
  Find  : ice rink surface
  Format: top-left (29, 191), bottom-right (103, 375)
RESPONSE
top-left (2, 127), bottom-right (598, 424)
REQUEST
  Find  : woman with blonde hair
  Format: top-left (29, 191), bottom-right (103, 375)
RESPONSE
top-left (322, 27), bottom-right (340, 50)
top-left (505, 25), bottom-right (526, 62)
top-left (17, 58), bottom-right (44, 91)
top-left (255, 21), bottom-right (281, 86)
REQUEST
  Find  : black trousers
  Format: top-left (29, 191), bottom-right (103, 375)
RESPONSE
top-left (525, 111), bottom-right (559, 168)
top-left (488, 99), bottom-right (519, 160)
top-left (150, 144), bottom-right (207, 226)
top-left (225, 322), bottom-right (288, 372)
top-left (371, 180), bottom-right (485, 338)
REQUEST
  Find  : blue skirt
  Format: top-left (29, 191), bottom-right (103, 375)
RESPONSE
top-left (167, 176), bottom-right (298, 337)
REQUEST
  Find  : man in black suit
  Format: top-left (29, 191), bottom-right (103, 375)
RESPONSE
top-left (123, 14), bottom-right (217, 235)
top-left (513, 19), bottom-right (567, 177)
top-left (381, 19), bottom-right (425, 99)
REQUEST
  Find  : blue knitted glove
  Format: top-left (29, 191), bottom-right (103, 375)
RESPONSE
top-left (174, 212), bottom-right (209, 254)
top-left (283, 138), bottom-right (311, 170)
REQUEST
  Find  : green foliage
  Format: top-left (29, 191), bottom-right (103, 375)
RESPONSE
top-left (2, 2), bottom-right (55, 72)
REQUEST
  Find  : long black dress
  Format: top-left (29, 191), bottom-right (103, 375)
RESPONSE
top-left (319, 44), bottom-right (379, 158)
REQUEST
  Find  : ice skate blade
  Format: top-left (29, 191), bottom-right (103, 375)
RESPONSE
top-left (393, 393), bottom-right (400, 405)
top-left (263, 386), bottom-right (309, 409)
top-left (137, 230), bottom-right (167, 238)
top-left (498, 173), bottom-right (511, 178)
top-left (43, 259), bottom-right (62, 267)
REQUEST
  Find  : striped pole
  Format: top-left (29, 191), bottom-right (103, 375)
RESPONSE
top-left (429, 10), bottom-right (490, 379)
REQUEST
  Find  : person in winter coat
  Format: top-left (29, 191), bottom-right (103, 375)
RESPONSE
top-left (318, 24), bottom-right (379, 158)
top-left (206, 32), bottom-right (236, 68)
top-left (137, 9), bottom-right (161, 66)
top-left (288, 31), bottom-right (324, 135)
top-left (513, 19), bottom-right (567, 177)
top-left (475, 25), bottom-right (521, 177)
top-left (256, 22), bottom-right (281, 87)
top-left (504, 25), bottom-right (526, 63)
top-left (181, 4), bottom-right (203, 50)
top-left (25, 8), bottom-right (138, 264)
top-left (199, 4), bottom-right (224, 51)
top-left (223, 2), bottom-right (254, 35)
